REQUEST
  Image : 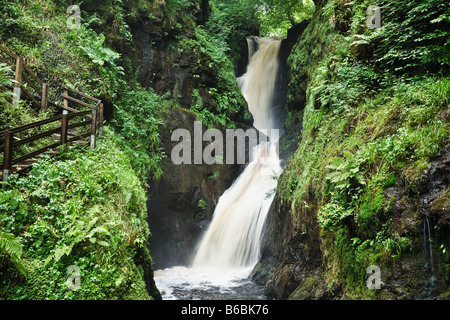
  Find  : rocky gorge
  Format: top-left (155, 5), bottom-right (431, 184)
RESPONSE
top-left (133, 0), bottom-right (450, 300)
top-left (0, 0), bottom-right (447, 301)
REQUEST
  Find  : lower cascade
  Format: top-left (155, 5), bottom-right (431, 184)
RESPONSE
top-left (154, 37), bottom-right (284, 300)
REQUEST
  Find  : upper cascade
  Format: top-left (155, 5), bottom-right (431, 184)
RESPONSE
top-left (191, 37), bottom-right (284, 270)
top-left (237, 37), bottom-right (282, 137)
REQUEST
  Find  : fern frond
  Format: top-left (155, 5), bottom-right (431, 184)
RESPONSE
top-left (0, 230), bottom-right (29, 276)
top-left (0, 231), bottom-right (23, 260)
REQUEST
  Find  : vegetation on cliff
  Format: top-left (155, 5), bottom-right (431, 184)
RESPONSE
top-left (273, 0), bottom-right (449, 299)
top-left (1, 136), bottom-right (159, 299)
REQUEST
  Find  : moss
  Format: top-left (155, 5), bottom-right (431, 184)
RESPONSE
top-left (356, 187), bottom-right (387, 238)
top-left (433, 187), bottom-right (450, 212)
top-left (440, 290), bottom-right (450, 300)
top-left (401, 160), bottom-right (429, 196)
top-left (288, 275), bottom-right (320, 300)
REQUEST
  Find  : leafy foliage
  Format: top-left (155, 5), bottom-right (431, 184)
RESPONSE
top-left (279, 0), bottom-right (450, 298)
top-left (208, 0), bottom-right (260, 62)
top-left (0, 230), bottom-right (29, 276)
top-left (326, 150), bottom-right (366, 195)
top-left (209, 0), bottom-right (315, 38)
top-left (0, 136), bottom-right (154, 300)
top-left (110, 85), bottom-right (167, 182)
top-left (63, 24), bottom-right (126, 97)
top-left (178, 23), bottom-right (247, 127)
top-left (375, 0), bottom-right (450, 75)
top-left (77, 31), bottom-right (123, 72)
top-left (0, 63), bottom-right (12, 105)
top-left (256, 0), bottom-right (316, 37)
top-left (318, 198), bottom-right (353, 230)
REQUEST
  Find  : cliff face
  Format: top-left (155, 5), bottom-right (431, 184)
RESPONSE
top-left (253, 0), bottom-right (450, 300)
top-left (254, 143), bottom-right (450, 300)
top-left (118, 0), bottom-right (249, 121)
top-left (147, 108), bottom-right (244, 269)
top-left (115, 1), bottom-right (208, 107)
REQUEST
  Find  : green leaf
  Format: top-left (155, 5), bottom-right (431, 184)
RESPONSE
top-left (350, 167), bottom-right (360, 174)
top-left (97, 240), bottom-right (109, 247)
top-left (0, 231), bottom-right (28, 275)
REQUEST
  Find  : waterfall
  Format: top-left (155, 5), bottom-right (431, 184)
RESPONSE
top-left (154, 37), bottom-right (284, 299)
top-left (191, 144), bottom-right (281, 269)
top-left (421, 160), bottom-right (439, 296)
top-left (238, 37), bottom-right (282, 135)
top-left (191, 37), bottom-right (283, 270)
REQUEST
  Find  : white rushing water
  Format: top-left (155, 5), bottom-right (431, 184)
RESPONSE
top-left (155, 37), bottom-right (283, 300)
top-left (237, 37), bottom-right (282, 136)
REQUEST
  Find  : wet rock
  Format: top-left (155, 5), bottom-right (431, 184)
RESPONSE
top-left (288, 274), bottom-right (332, 300)
top-left (252, 184), bottom-right (323, 300)
top-left (427, 146), bottom-right (450, 227)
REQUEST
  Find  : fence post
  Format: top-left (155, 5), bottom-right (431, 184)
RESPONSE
top-left (41, 83), bottom-right (48, 113)
top-left (98, 102), bottom-right (104, 138)
top-left (2, 131), bottom-right (13, 187)
top-left (12, 57), bottom-right (23, 106)
top-left (61, 114), bottom-right (69, 149)
top-left (63, 88), bottom-right (69, 115)
top-left (90, 108), bottom-right (97, 150)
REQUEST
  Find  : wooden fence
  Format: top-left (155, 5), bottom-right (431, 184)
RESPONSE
top-left (0, 47), bottom-right (104, 185)
top-left (0, 46), bottom-right (49, 111)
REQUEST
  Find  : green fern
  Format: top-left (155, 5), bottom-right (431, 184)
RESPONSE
top-left (326, 151), bottom-right (366, 193)
top-left (44, 212), bottom-right (111, 266)
top-left (0, 230), bottom-right (29, 276)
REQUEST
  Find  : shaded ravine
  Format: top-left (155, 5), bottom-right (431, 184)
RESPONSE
top-left (154, 38), bottom-right (284, 300)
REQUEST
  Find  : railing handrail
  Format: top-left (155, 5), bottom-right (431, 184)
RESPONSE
top-left (8, 114), bottom-right (63, 134)
top-left (7, 109), bottom-right (92, 135)
top-left (1, 108), bottom-right (101, 176)
top-left (0, 47), bottom-right (104, 185)
top-left (0, 46), bottom-right (17, 60)
top-left (62, 85), bottom-right (100, 104)
top-left (0, 46), bottom-right (44, 107)
top-left (0, 46), bottom-right (43, 86)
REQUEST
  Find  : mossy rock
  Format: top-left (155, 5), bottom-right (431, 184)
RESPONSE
top-left (356, 187), bottom-right (388, 238)
top-left (401, 160), bottom-right (429, 196)
top-left (432, 187), bottom-right (450, 226)
top-left (288, 274), bottom-right (334, 300)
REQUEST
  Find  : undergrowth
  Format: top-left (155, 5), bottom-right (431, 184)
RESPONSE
top-left (280, 0), bottom-right (450, 298)
top-left (0, 133), bottom-right (155, 300)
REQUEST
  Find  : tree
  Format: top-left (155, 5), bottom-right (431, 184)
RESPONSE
top-left (255, 0), bottom-right (315, 37)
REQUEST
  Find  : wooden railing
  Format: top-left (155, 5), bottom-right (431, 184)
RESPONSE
top-left (0, 47), bottom-right (104, 185)
top-left (0, 46), bottom-right (49, 111)
top-left (0, 105), bottom-right (102, 183)
top-left (61, 85), bottom-right (104, 138)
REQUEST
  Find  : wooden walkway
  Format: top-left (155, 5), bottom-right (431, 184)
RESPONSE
top-left (0, 46), bottom-right (104, 185)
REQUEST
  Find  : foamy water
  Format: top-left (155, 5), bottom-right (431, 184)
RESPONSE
top-left (154, 266), bottom-right (265, 300)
